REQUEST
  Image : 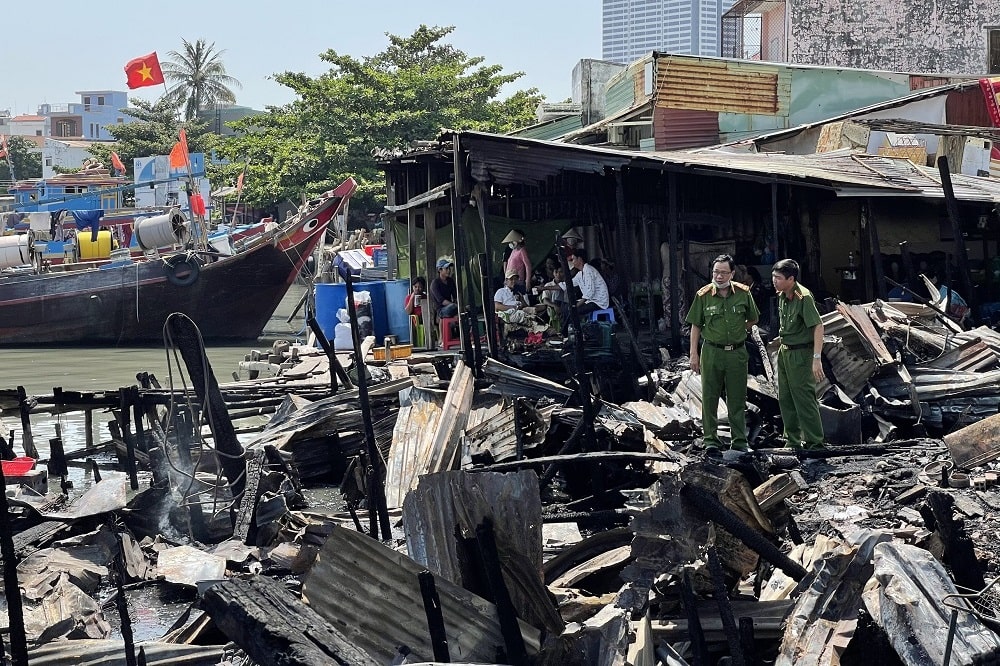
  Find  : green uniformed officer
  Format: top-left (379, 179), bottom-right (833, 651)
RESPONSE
top-left (771, 258), bottom-right (826, 450)
top-left (686, 254), bottom-right (760, 453)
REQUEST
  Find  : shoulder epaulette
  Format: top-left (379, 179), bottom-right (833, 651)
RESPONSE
top-left (696, 284), bottom-right (714, 297)
top-left (732, 281), bottom-right (750, 292)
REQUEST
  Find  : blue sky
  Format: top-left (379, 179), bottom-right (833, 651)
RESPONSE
top-left (2, 0), bottom-right (603, 115)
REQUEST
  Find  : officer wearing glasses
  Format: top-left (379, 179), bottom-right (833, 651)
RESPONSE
top-left (686, 254), bottom-right (760, 455)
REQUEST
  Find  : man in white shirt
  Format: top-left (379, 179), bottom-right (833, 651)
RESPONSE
top-left (494, 269), bottom-right (527, 312)
top-left (568, 249), bottom-right (609, 316)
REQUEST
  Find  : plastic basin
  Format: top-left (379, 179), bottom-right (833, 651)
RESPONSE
top-left (2, 457), bottom-right (36, 476)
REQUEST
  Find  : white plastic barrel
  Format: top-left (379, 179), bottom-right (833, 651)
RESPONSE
top-left (0, 235), bottom-right (31, 269)
top-left (134, 208), bottom-right (190, 250)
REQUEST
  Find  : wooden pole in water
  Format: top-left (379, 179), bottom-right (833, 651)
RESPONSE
top-left (117, 388), bottom-right (140, 490)
top-left (0, 463), bottom-right (29, 666)
top-left (15, 387), bottom-right (37, 460)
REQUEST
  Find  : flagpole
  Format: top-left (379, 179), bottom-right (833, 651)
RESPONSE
top-left (2, 136), bottom-right (16, 183)
top-left (231, 161), bottom-right (249, 228)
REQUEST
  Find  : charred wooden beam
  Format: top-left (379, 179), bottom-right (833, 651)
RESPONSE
top-left (681, 569), bottom-right (708, 666)
top-left (680, 485), bottom-right (807, 582)
top-left (707, 546), bottom-right (744, 666)
top-left (202, 575), bottom-right (375, 665)
top-left (924, 490), bottom-right (985, 591)
top-left (477, 518), bottom-right (528, 666)
top-left (0, 462), bottom-right (27, 666)
top-left (418, 571), bottom-right (451, 663)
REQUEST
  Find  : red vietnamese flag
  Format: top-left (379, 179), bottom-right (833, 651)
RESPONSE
top-left (0, 135), bottom-right (7, 160)
top-left (110, 151), bottom-right (126, 173)
top-left (124, 52), bottom-right (164, 89)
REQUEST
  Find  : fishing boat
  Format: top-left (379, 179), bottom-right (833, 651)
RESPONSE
top-left (0, 178), bottom-right (357, 346)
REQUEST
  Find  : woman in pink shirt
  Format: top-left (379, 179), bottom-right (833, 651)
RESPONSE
top-left (502, 229), bottom-right (532, 294)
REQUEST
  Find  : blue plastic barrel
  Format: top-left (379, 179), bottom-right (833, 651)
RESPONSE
top-left (314, 283), bottom-right (347, 343)
top-left (315, 281), bottom-right (389, 344)
top-left (384, 279), bottom-right (411, 343)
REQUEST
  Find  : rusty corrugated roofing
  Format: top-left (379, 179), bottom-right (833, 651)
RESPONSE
top-left (434, 131), bottom-right (1000, 202)
top-left (655, 55), bottom-right (790, 116)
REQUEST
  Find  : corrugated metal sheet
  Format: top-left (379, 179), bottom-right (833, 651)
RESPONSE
top-left (24, 641), bottom-right (223, 665)
top-left (654, 107), bottom-right (720, 150)
top-left (559, 99), bottom-right (653, 144)
top-left (742, 79), bottom-right (983, 147)
top-left (302, 524), bottom-right (541, 664)
top-left (451, 131), bottom-right (1000, 201)
top-left (946, 87), bottom-right (993, 127)
top-left (514, 114), bottom-right (583, 141)
top-left (605, 65), bottom-right (639, 116)
top-left (656, 55), bottom-right (789, 116)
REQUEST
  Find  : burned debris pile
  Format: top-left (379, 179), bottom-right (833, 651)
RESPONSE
top-left (5, 296), bottom-right (1000, 665)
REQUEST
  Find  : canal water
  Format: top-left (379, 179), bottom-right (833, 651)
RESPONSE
top-left (2, 284), bottom-right (317, 642)
top-left (2, 284), bottom-right (312, 457)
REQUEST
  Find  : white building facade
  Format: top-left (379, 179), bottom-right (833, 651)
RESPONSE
top-left (602, 0), bottom-right (736, 64)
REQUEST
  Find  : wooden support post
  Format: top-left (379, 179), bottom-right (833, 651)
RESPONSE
top-left (48, 435), bottom-right (70, 494)
top-left (739, 617), bottom-right (758, 666)
top-left (865, 200), bottom-right (886, 300)
top-left (418, 570), bottom-right (451, 663)
top-left (0, 463), bottom-right (28, 666)
top-left (476, 518), bottom-right (528, 666)
top-left (937, 156), bottom-right (977, 321)
top-left (681, 569), bottom-right (708, 666)
top-left (667, 172), bottom-right (681, 356)
top-left (88, 458), bottom-right (103, 483)
top-left (339, 267), bottom-right (391, 541)
top-left (129, 386), bottom-right (149, 454)
top-left (707, 546), bottom-right (744, 666)
top-left (15, 386), bottom-right (37, 460)
top-left (112, 527), bottom-right (138, 666)
top-left (118, 388), bottom-right (140, 490)
top-left (85, 409), bottom-right (95, 450)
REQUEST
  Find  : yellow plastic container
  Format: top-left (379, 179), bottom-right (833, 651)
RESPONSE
top-left (77, 230), bottom-right (114, 260)
top-left (373, 344), bottom-right (413, 361)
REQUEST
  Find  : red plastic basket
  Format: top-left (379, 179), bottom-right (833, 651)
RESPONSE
top-left (2, 457), bottom-right (36, 476)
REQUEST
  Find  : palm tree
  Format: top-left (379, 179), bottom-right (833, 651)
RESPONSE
top-left (162, 38), bottom-right (242, 120)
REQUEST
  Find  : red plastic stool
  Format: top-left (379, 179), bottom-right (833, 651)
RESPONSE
top-left (439, 316), bottom-right (461, 350)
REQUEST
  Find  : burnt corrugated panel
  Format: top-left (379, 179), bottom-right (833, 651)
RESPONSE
top-left (464, 134), bottom-right (631, 186)
top-left (655, 56), bottom-right (789, 116)
top-left (303, 525), bottom-right (540, 663)
top-left (25, 641), bottom-right (224, 665)
top-left (946, 87), bottom-right (993, 127)
top-left (654, 106), bottom-right (720, 150)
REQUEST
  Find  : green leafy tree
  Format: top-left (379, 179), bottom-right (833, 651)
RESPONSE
top-left (162, 38), bottom-right (242, 121)
top-left (88, 98), bottom-right (209, 179)
top-left (214, 25), bottom-right (543, 214)
top-left (0, 136), bottom-right (42, 181)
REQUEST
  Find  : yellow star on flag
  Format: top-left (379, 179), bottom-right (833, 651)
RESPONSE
top-left (137, 62), bottom-right (153, 81)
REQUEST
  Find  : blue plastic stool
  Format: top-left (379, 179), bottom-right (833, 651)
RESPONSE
top-left (590, 308), bottom-right (615, 323)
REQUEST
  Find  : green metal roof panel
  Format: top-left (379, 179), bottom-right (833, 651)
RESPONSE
top-left (513, 114), bottom-right (583, 141)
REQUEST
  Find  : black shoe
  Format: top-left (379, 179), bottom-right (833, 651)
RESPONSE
top-left (704, 446), bottom-right (723, 459)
